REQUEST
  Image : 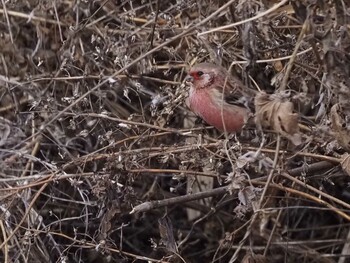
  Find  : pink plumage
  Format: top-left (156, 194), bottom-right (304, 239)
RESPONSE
top-left (186, 63), bottom-right (251, 133)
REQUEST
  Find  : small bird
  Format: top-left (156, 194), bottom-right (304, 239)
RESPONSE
top-left (186, 63), bottom-right (253, 133)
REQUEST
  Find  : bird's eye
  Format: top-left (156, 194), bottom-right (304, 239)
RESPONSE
top-left (196, 71), bottom-right (204, 77)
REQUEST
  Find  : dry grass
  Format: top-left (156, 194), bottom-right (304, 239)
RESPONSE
top-left (1, 0), bottom-right (350, 262)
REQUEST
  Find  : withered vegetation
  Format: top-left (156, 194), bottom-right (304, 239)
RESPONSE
top-left (0, 0), bottom-right (350, 262)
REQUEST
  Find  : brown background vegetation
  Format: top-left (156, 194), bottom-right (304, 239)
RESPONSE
top-left (1, 0), bottom-right (350, 262)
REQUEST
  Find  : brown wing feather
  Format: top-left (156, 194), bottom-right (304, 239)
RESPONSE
top-left (214, 70), bottom-right (255, 111)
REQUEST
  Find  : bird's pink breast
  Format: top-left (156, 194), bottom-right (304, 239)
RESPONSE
top-left (188, 88), bottom-right (246, 132)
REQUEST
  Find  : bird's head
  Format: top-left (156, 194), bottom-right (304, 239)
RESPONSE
top-left (186, 63), bottom-right (226, 90)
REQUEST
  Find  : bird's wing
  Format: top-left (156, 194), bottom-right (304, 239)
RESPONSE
top-left (216, 76), bottom-right (255, 111)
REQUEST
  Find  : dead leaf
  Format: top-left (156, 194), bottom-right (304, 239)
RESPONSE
top-left (330, 104), bottom-right (350, 152)
top-left (100, 203), bottom-right (119, 240)
top-left (238, 186), bottom-right (255, 206)
top-left (273, 60), bottom-right (283, 72)
top-left (254, 92), bottom-right (302, 145)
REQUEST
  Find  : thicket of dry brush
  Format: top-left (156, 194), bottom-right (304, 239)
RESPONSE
top-left (1, 0), bottom-right (350, 262)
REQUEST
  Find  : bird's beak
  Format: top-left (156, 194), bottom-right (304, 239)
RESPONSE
top-left (185, 75), bottom-right (194, 83)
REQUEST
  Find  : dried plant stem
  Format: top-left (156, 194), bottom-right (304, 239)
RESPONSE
top-left (0, 175), bottom-right (53, 251)
top-left (229, 135), bottom-right (281, 263)
top-left (0, 8), bottom-right (64, 25)
top-left (1, 0), bottom-right (13, 43)
top-left (252, 181), bottom-right (350, 221)
top-left (21, 0), bottom-right (240, 145)
top-left (280, 18), bottom-right (309, 90)
top-left (264, 209), bottom-right (283, 256)
top-left (0, 219), bottom-right (8, 263)
top-left (258, 135), bottom-right (281, 208)
top-left (198, 0), bottom-right (289, 36)
top-left (281, 172), bottom-right (350, 211)
top-left (130, 186), bottom-right (227, 214)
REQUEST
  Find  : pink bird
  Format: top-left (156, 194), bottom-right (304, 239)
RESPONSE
top-left (186, 63), bottom-right (253, 133)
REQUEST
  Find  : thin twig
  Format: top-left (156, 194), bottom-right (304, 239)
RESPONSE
top-left (149, 0), bottom-right (160, 48)
top-left (198, 0), bottom-right (289, 36)
top-left (280, 18), bottom-right (309, 90)
top-left (130, 186), bottom-right (228, 214)
top-left (0, 175), bottom-right (53, 250)
top-left (1, 0), bottom-right (13, 43)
